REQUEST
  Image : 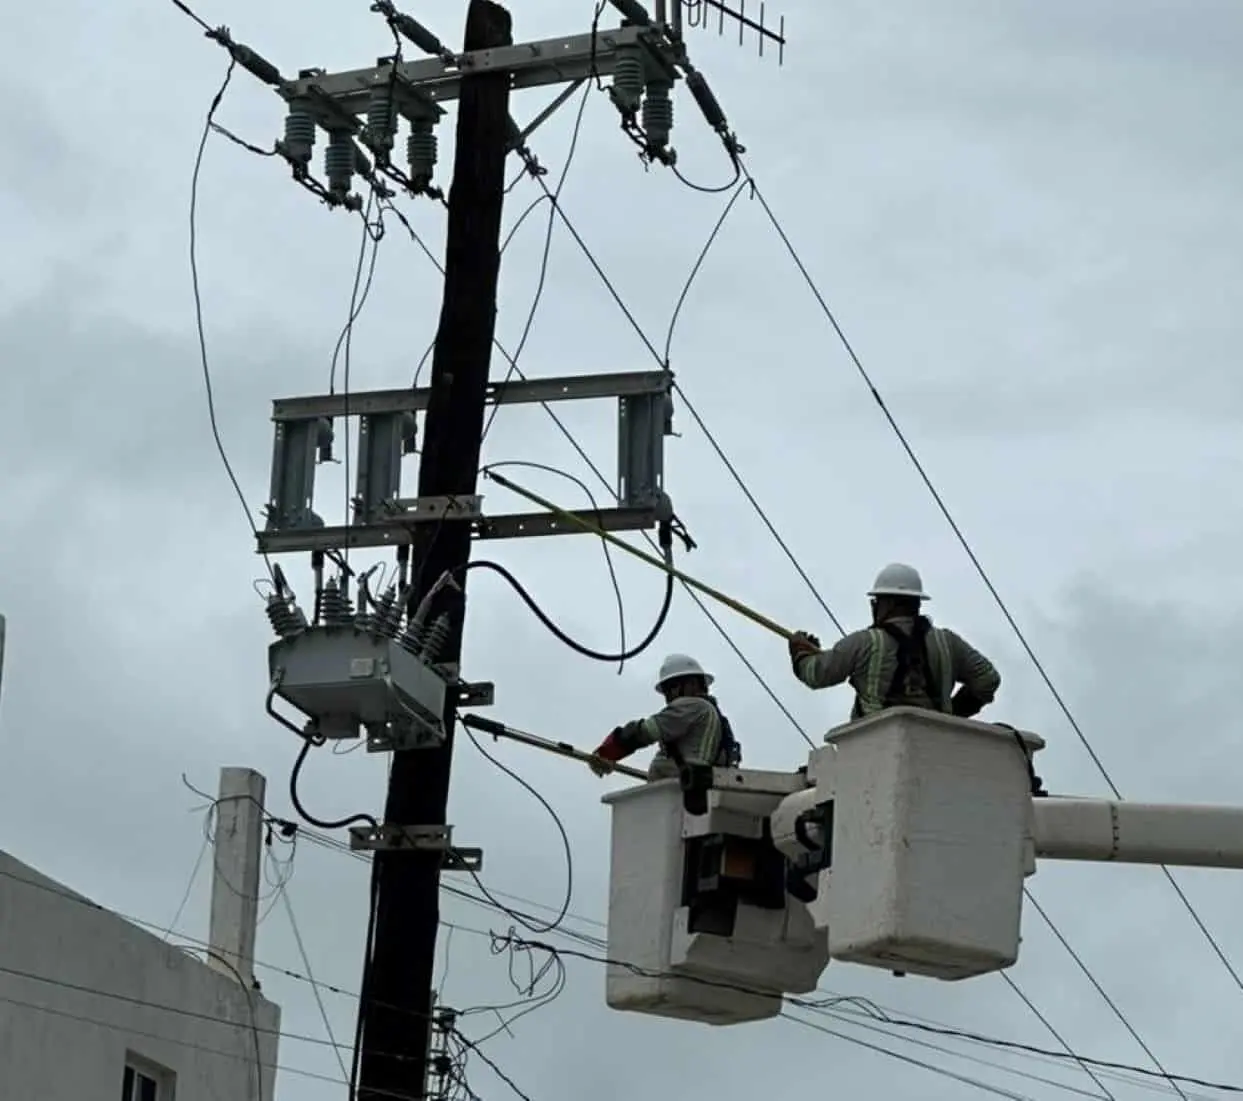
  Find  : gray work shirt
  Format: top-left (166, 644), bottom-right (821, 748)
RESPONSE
top-left (616, 694), bottom-right (727, 780)
top-left (793, 616), bottom-right (1000, 719)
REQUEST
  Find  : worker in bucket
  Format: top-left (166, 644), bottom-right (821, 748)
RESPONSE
top-left (787, 563), bottom-right (1000, 721)
top-left (588, 653), bottom-right (742, 779)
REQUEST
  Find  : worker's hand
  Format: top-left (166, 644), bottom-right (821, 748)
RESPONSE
top-left (588, 754), bottom-right (616, 778)
top-left (788, 631), bottom-right (821, 661)
top-left (589, 728), bottom-right (625, 777)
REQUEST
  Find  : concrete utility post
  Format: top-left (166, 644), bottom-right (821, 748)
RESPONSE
top-left (207, 767), bottom-right (267, 989)
top-left (359, 3), bottom-right (512, 1097)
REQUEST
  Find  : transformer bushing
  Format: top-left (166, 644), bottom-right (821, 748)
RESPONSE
top-left (282, 103), bottom-right (317, 169)
top-left (407, 119), bottom-right (438, 191)
top-left (642, 80), bottom-right (674, 152)
top-left (611, 46), bottom-right (645, 116)
top-left (366, 84), bottom-right (397, 157)
top-left (324, 131), bottom-right (355, 200)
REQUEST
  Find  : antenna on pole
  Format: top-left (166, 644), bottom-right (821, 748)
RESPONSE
top-left (678, 0), bottom-right (787, 64)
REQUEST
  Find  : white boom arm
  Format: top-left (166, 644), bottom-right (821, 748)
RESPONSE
top-left (1033, 796), bottom-right (1243, 869)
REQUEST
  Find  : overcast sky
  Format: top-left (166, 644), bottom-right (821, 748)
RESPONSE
top-left (3, 0), bottom-right (1243, 1098)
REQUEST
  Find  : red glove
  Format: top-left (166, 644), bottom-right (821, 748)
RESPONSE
top-left (594, 729), bottom-right (626, 762)
top-left (589, 730), bottom-right (626, 778)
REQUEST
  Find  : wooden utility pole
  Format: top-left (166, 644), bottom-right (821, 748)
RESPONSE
top-left (357, 2), bottom-right (513, 1097)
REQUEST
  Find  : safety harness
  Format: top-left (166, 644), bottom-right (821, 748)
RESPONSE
top-left (662, 697), bottom-right (741, 816)
top-left (661, 697), bottom-right (742, 770)
top-left (852, 617), bottom-right (944, 719)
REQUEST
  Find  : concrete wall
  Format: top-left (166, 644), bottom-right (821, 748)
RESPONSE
top-left (0, 850), bottom-right (282, 1101)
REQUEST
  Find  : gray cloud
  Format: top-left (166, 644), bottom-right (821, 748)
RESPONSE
top-left (4, 2), bottom-right (1243, 1100)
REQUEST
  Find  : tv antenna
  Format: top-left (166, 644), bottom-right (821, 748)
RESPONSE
top-left (669, 0), bottom-right (787, 64)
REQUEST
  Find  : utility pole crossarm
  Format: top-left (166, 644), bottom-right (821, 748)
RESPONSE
top-left (1033, 797), bottom-right (1243, 869)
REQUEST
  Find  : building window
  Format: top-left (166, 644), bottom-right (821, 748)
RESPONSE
top-left (122, 1055), bottom-right (174, 1101)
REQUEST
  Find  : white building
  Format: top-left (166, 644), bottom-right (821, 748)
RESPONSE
top-left (0, 768), bottom-right (282, 1101)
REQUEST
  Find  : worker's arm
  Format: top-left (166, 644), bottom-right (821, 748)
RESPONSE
top-left (944, 630), bottom-right (1001, 717)
top-left (592, 697), bottom-right (709, 765)
top-left (790, 630), bottom-right (872, 690)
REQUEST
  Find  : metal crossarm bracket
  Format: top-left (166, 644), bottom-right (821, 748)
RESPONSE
top-left (348, 823), bottom-right (484, 869)
top-left (260, 370), bottom-right (675, 554)
top-left (282, 26), bottom-right (676, 115)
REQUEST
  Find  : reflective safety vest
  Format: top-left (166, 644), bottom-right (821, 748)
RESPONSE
top-left (850, 617), bottom-right (952, 721)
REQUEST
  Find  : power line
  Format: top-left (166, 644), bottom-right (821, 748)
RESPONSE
top-left (783, 1010), bottom-right (1043, 1101)
top-left (1000, 972), bottom-right (1114, 1100)
top-left (525, 164), bottom-right (848, 646)
top-left (479, 77), bottom-right (595, 442)
top-left (383, 182), bottom-right (814, 741)
top-left (3, 850), bottom-right (1220, 1101)
top-left (1023, 887), bottom-right (1188, 1098)
top-left (489, 934), bottom-right (1243, 1095)
top-left (278, 879), bottom-right (351, 1083)
top-left (460, 719), bottom-right (574, 934)
top-left (187, 56), bottom-right (274, 583)
top-left (484, 460), bottom-right (628, 672)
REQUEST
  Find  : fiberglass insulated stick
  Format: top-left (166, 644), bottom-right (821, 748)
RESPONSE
top-left (482, 469), bottom-right (797, 641)
top-left (461, 713), bottom-right (648, 780)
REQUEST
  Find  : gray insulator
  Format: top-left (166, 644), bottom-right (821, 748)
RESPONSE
top-left (321, 579), bottom-right (355, 627)
top-left (398, 619), bottom-right (427, 655)
top-left (612, 48), bottom-right (644, 115)
top-left (325, 132), bottom-right (355, 198)
top-left (407, 120), bottom-right (437, 186)
top-left (642, 83), bottom-right (674, 150)
top-left (420, 613), bottom-right (451, 663)
top-left (366, 86), bottom-right (396, 154)
top-left (283, 106), bottom-right (317, 168)
top-left (266, 595), bottom-right (306, 640)
top-left (371, 586), bottom-right (402, 639)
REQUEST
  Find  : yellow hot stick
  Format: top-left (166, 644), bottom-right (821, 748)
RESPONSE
top-left (484, 470), bottom-right (796, 642)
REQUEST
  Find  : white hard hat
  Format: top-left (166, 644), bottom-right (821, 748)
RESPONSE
top-left (654, 653), bottom-right (714, 692)
top-left (867, 563), bottom-right (930, 601)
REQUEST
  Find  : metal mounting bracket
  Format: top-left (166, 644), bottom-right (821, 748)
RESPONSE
top-left (455, 681), bottom-right (495, 708)
top-left (259, 370), bottom-right (675, 555)
top-left (283, 26), bottom-right (678, 116)
top-left (348, 823), bottom-right (484, 870)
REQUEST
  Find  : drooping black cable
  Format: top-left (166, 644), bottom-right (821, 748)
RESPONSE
top-left (288, 737), bottom-right (379, 832)
top-left (670, 160), bottom-right (742, 194)
top-left (485, 460), bottom-right (627, 672)
top-left (463, 557), bottom-right (673, 665)
top-left (664, 177), bottom-right (750, 365)
top-left (462, 721), bottom-right (573, 934)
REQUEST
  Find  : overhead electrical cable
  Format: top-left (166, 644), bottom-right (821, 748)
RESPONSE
top-left (461, 719), bottom-right (574, 934)
top-left (525, 166), bottom-right (847, 642)
top-left (485, 460), bottom-right (628, 672)
top-left (1023, 888), bottom-right (1187, 1097)
top-left (385, 188), bottom-right (812, 740)
top-left (1000, 972), bottom-right (1115, 1100)
top-left (187, 56), bottom-right (275, 584)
